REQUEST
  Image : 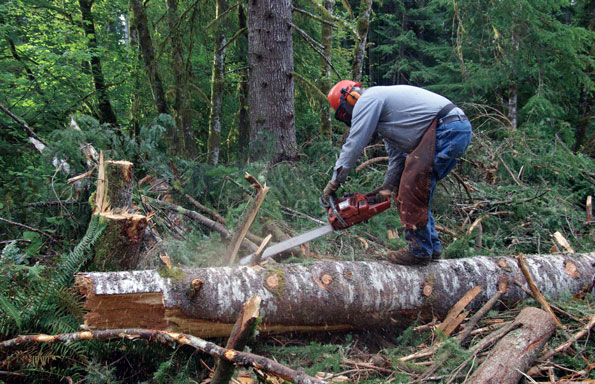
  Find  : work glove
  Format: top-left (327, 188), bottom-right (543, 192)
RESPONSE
top-left (366, 183), bottom-right (395, 202)
top-left (323, 180), bottom-right (341, 201)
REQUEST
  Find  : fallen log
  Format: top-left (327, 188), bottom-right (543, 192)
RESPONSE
top-left (467, 307), bottom-right (556, 384)
top-left (76, 252), bottom-right (595, 338)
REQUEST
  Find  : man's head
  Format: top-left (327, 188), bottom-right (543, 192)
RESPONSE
top-left (328, 80), bottom-right (361, 126)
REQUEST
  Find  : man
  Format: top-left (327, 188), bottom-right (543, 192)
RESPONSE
top-left (323, 80), bottom-right (472, 265)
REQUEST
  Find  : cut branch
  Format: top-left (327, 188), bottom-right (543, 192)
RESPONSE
top-left (225, 173), bottom-right (269, 265)
top-left (143, 196), bottom-right (258, 253)
top-left (0, 102), bottom-right (48, 146)
top-left (211, 296), bottom-right (261, 384)
top-left (0, 328), bottom-right (325, 384)
top-left (355, 156), bottom-right (388, 172)
top-left (539, 314), bottom-right (595, 362)
top-left (516, 255), bottom-right (563, 327)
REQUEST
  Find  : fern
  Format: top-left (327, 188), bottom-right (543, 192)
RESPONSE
top-left (50, 214), bottom-right (106, 290)
top-left (0, 215), bottom-right (106, 381)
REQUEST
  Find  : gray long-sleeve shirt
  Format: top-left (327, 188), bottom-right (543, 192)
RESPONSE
top-left (332, 85), bottom-right (462, 187)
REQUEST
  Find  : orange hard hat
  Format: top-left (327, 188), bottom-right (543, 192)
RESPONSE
top-left (328, 80), bottom-right (360, 111)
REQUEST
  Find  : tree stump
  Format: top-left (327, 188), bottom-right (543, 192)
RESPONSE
top-left (91, 153), bottom-right (148, 271)
top-left (105, 160), bottom-right (134, 211)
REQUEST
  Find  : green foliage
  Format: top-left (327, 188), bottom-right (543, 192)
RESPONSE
top-left (258, 341), bottom-right (347, 377)
top-left (0, 215), bottom-right (105, 381)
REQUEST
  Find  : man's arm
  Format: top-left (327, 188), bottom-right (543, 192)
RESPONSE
top-left (332, 96), bottom-right (384, 183)
top-left (383, 141), bottom-right (406, 190)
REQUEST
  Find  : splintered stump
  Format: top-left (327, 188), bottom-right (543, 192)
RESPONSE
top-left (104, 160), bottom-right (134, 210)
top-left (467, 307), bottom-right (556, 384)
top-left (93, 212), bottom-right (148, 271)
top-left (91, 154), bottom-right (148, 271)
top-left (76, 252), bottom-right (595, 338)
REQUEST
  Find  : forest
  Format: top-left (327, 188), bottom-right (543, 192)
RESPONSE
top-left (0, 0), bottom-right (594, 383)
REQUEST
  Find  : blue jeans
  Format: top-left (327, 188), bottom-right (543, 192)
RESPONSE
top-left (406, 119), bottom-right (472, 259)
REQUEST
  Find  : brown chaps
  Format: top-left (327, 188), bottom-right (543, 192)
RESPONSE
top-left (396, 119), bottom-right (437, 230)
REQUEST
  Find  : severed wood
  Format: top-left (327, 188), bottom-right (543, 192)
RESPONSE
top-left (94, 151), bottom-right (109, 214)
top-left (456, 290), bottom-right (503, 344)
top-left (211, 296), bottom-right (262, 384)
top-left (551, 231), bottom-right (575, 254)
top-left (0, 328), bottom-right (324, 384)
top-left (250, 234), bottom-right (272, 266)
top-left (436, 286), bottom-right (482, 337)
top-left (516, 255), bottom-right (563, 327)
top-left (467, 307), bottom-right (556, 384)
top-left (76, 253), bottom-right (595, 338)
top-left (225, 174), bottom-right (269, 265)
top-left (92, 212), bottom-right (148, 271)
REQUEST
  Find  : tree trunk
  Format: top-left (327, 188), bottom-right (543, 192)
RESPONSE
top-left (319, 0), bottom-right (334, 137)
top-left (248, 0), bottom-right (298, 163)
top-left (467, 307), bottom-right (556, 384)
top-left (130, 0), bottom-right (168, 115)
top-left (78, 0), bottom-right (119, 127)
top-left (237, 4), bottom-right (250, 163)
top-left (207, 0), bottom-right (229, 166)
top-left (350, 0), bottom-right (373, 82)
top-left (76, 252), bottom-right (595, 338)
top-left (508, 84), bottom-right (518, 129)
top-left (166, 0), bottom-right (197, 158)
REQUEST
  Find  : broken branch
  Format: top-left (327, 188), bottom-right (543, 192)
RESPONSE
top-left (225, 173), bottom-right (269, 265)
top-left (516, 255), bottom-right (563, 327)
top-left (0, 328), bottom-right (325, 384)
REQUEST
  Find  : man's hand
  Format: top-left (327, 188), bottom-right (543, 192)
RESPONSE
top-left (323, 180), bottom-right (340, 200)
top-left (366, 184), bottom-right (395, 202)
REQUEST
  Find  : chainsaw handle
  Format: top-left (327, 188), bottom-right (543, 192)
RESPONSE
top-left (328, 195), bottom-right (348, 228)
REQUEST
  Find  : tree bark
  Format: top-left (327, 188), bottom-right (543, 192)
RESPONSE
top-left (350, 0), bottom-right (373, 82)
top-left (166, 0), bottom-right (197, 158)
top-left (237, 4), bottom-right (250, 163)
top-left (78, 0), bottom-right (119, 127)
top-left (467, 307), bottom-right (556, 384)
top-left (76, 252), bottom-right (595, 338)
top-left (319, 0), bottom-right (334, 137)
top-left (248, 0), bottom-right (298, 162)
top-left (130, 0), bottom-right (168, 115)
top-left (207, 0), bottom-right (229, 166)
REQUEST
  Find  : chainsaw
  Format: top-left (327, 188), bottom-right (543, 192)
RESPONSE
top-left (239, 192), bottom-right (391, 265)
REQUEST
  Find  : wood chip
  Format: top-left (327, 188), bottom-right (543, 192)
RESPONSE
top-left (551, 231), bottom-right (575, 254)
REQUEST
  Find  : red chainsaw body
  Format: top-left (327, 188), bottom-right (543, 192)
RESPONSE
top-left (328, 192), bottom-right (391, 230)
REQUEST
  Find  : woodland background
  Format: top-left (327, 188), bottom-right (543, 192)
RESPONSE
top-left (0, 0), bottom-right (594, 382)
